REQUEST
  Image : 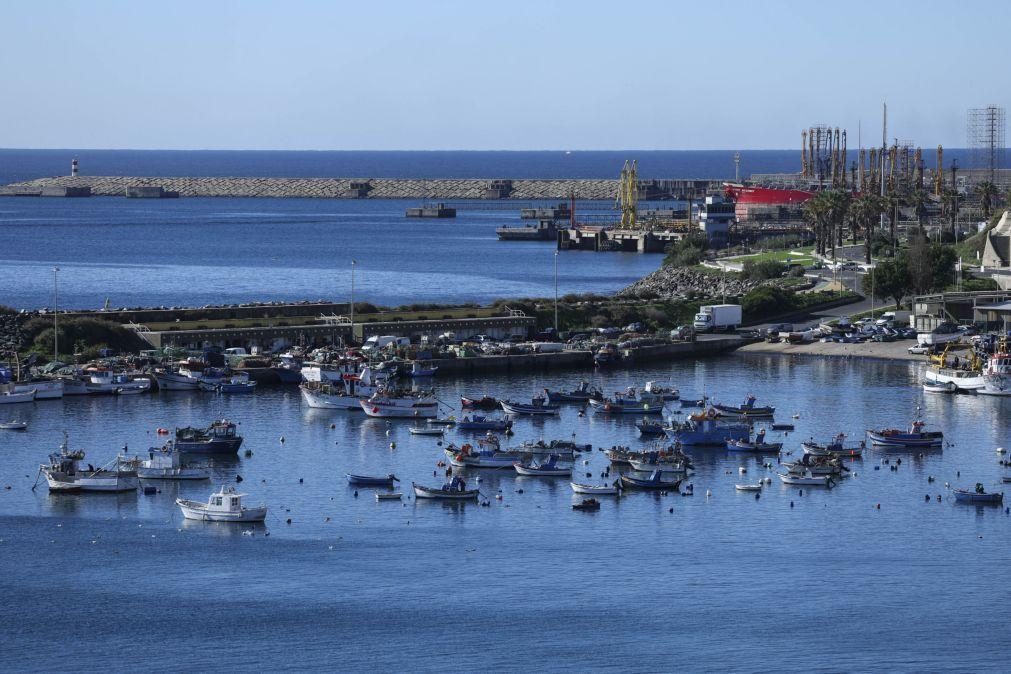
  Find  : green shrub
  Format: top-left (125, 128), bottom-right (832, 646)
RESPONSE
top-left (741, 259), bottom-right (787, 281)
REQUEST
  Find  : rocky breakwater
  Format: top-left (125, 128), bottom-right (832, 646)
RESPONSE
top-left (616, 267), bottom-right (760, 300)
top-left (1, 176), bottom-right (621, 200)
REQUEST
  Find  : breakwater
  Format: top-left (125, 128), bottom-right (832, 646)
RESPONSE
top-left (0, 176), bottom-right (723, 200)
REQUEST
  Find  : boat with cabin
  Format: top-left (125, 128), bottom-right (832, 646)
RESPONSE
top-left (85, 370), bottom-right (151, 395)
top-left (513, 454), bottom-right (572, 477)
top-left (360, 389), bottom-right (439, 418)
top-left (801, 433), bottom-right (865, 458)
top-left (174, 419), bottom-right (243, 454)
top-left (133, 443), bottom-right (210, 480)
top-left (714, 394), bottom-right (775, 419)
top-left (588, 387), bottom-right (666, 415)
top-left (176, 485), bottom-right (267, 522)
top-left (979, 345), bottom-right (1011, 396)
top-left (500, 395), bottom-right (560, 416)
top-left (40, 435), bottom-right (139, 493)
top-left (544, 381), bottom-right (602, 404)
top-left (867, 419), bottom-right (944, 449)
top-left (726, 428), bottom-right (783, 453)
top-left (665, 409), bottom-right (750, 447)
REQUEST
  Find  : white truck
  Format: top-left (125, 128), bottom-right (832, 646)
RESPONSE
top-left (693, 304), bottom-right (742, 333)
top-left (361, 335), bottom-right (410, 353)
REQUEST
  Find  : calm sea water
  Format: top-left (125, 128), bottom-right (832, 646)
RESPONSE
top-left (2, 355), bottom-right (1010, 671)
top-left (0, 197), bottom-right (661, 310)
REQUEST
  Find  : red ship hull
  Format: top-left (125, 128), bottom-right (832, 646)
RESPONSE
top-left (723, 182), bottom-right (814, 205)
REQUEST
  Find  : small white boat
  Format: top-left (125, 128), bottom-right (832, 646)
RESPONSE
top-left (570, 481), bottom-right (621, 495)
top-left (513, 455), bottom-right (572, 477)
top-left (735, 483), bottom-right (763, 491)
top-left (923, 381), bottom-right (957, 394)
top-left (778, 472), bottom-right (834, 487)
top-left (176, 485), bottom-right (267, 522)
top-left (0, 421), bottom-right (27, 431)
top-left (412, 477), bottom-right (479, 500)
top-left (627, 459), bottom-right (690, 473)
top-left (408, 426), bottom-right (444, 436)
top-left (375, 492), bottom-right (402, 501)
top-left (0, 388), bottom-right (36, 404)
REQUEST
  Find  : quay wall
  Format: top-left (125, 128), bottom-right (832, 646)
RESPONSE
top-left (1, 176), bottom-right (726, 200)
top-left (3, 176), bottom-right (621, 200)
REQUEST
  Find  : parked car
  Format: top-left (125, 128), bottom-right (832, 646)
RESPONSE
top-left (907, 344), bottom-right (930, 354)
top-left (623, 322), bottom-right (644, 333)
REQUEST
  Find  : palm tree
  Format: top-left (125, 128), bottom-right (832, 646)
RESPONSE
top-left (804, 193), bottom-right (830, 256)
top-left (824, 190), bottom-right (851, 253)
top-left (851, 194), bottom-right (885, 263)
top-left (975, 181), bottom-right (998, 219)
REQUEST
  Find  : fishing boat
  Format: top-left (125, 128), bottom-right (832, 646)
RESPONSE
top-left (778, 471), bottom-right (834, 487)
top-left (85, 370), bottom-right (151, 395)
top-left (0, 420), bottom-right (27, 430)
top-left (953, 484), bottom-right (1004, 505)
top-left (174, 420), bottom-right (243, 454)
top-left (500, 395), bottom-right (560, 416)
top-left (133, 443), bottom-right (210, 480)
top-left (10, 378), bottom-right (64, 400)
top-left (735, 483), bottom-right (762, 491)
top-left (460, 395), bottom-right (499, 410)
top-left (979, 347), bottom-right (1011, 396)
top-left (456, 415), bottom-right (512, 432)
top-left (407, 361), bottom-right (439, 378)
top-left (726, 428), bottom-right (783, 453)
top-left (665, 409), bottom-right (750, 447)
top-left (176, 485), bottom-right (267, 522)
top-left (412, 477), bottom-right (479, 500)
top-left (0, 386), bottom-right (36, 404)
top-left (923, 381), bottom-right (958, 394)
top-left (448, 442), bottom-right (523, 468)
top-left (346, 473), bottom-right (399, 486)
top-left (408, 426), bottom-right (444, 436)
top-left (513, 454), bottom-right (572, 477)
top-left (620, 469), bottom-right (682, 491)
top-left (593, 344), bottom-right (619, 367)
top-left (867, 420), bottom-right (943, 448)
top-left (588, 394), bottom-right (666, 415)
top-left (801, 433), bottom-right (865, 458)
top-left (636, 420), bottom-right (667, 436)
top-left (713, 395), bottom-right (775, 418)
top-left (360, 390), bottom-right (439, 418)
top-left (642, 381), bottom-right (679, 402)
top-left (544, 381), bottom-right (601, 403)
top-left (152, 361), bottom-right (209, 391)
top-left (570, 481), bottom-right (622, 495)
top-left (40, 435), bottom-right (139, 493)
top-left (783, 456), bottom-right (846, 477)
top-left (572, 498), bottom-right (601, 511)
top-left (516, 438), bottom-right (592, 456)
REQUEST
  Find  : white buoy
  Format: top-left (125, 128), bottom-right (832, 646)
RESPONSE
top-left (997, 447), bottom-right (1006, 454)
top-left (739, 466), bottom-right (747, 474)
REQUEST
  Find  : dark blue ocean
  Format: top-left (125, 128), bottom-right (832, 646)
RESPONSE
top-left (3, 357), bottom-right (1011, 671)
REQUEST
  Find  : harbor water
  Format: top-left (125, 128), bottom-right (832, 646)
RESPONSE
top-left (3, 354), bottom-right (1010, 671)
top-left (0, 197), bottom-right (660, 310)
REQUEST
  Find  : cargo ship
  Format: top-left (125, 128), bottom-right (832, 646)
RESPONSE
top-left (723, 182), bottom-right (814, 206)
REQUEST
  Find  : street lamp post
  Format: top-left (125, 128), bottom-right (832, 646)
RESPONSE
top-left (53, 267), bottom-right (60, 362)
top-left (553, 252), bottom-right (559, 334)
top-left (350, 260), bottom-right (356, 347)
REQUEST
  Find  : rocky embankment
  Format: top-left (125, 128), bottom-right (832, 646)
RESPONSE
top-left (0, 176), bottom-right (621, 200)
top-left (0, 311), bottom-right (28, 352)
top-left (617, 267), bottom-right (760, 300)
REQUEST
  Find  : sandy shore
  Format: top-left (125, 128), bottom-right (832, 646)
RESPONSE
top-left (738, 338), bottom-right (923, 363)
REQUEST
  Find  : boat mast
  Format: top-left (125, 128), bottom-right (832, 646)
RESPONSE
top-left (349, 259), bottom-right (355, 348)
top-left (53, 266), bottom-right (60, 362)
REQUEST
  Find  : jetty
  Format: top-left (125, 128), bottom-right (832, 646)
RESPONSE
top-left (0, 176), bottom-right (724, 200)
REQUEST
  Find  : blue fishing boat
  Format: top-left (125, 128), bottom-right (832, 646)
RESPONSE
top-left (174, 419), bottom-right (243, 454)
top-left (636, 420), bottom-right (666, 436)
top-left (500, 395), bottom-right (560, 416)
top-left (544, 381), bottom-right (601, 403)
top-left (867, 419), bottom-right (943, 448)
top-left (665, 410), bottom-right (749, 447)
top-left (953, 484), bottom-right (1003, 505)
top-left (726, 428), bottom-right (783, 452)
top-left (620, 469), bottom-right (682, 491)
top-left (456, 415), bottom-right (512, 431)
top-left (345, 473), bottom-right (399, 486)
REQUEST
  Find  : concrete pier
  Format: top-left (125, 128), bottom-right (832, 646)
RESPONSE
top-left (0, 176), bottom-right (725, 200)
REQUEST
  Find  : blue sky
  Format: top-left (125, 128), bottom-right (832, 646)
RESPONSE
top-left (1, 0), bottom-right (1007, 150)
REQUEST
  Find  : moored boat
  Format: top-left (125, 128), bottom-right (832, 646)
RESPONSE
top-left (544, 381), bottom-right (601, 403)
top-left (513, 454), bottom-right (572, 477)
top-left (778, 471), bottom-right (834, 487)
top-left (174, 419), bottom-right (243, 454)
top-left (801, 433), bottom-right (865, 458)
top-left (953, 484), bottom-right (1003, 505)
top-left (460, 395), bottom-right (499, 410)
top-left (714, 395), bottom-right (775, 418)
top-left (923, 381), bottom-right (957, 394)
top-left (620, 469), bottom-right (682, 491)
top-left (867, 420), bottom-right (943, 448)
top-left (456, 415), bottom-right (512, 432)
top-left (360, 390), bottom-right (439, 418)
top-left (665, 409), bottom-right (749, 447)
top-left (570, 481), bottom-right (622, 495)
top-left (636, 420), bottom-right (666, 436)
top-left (133, 443), bottom-right (210, 480)
top-left (0, 420), bottom-right (28, 430)
top-left (346, 473), bottom-right (399, 486)
top-left (500, 395), bottom-right (560, 416)
top-left (735, 483), bottom-right (763, 491)
top-left (40, 435), bottom-right (138, 493)
top-left (726, 428), bottom-right (783, 453)
top-left (407, 361), bottom-right (439, 378)
top-left (572, 498), bottom-right (601, 511)
top-left (0, 386), bottom-right (36, 404)
top-left (408, 426), bottom-right (444, 436)
top-left (176, 485), bottom-right (267, 522)
top-left (412, 477), bottom-right (479, 500)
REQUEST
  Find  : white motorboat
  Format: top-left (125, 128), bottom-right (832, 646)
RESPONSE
top-left (0, 420), bottom-right (28, 431)
top-left (924, 366), bottom-right (985, 392)
top-left (375, 492), bottom-right (403, 501)
top-left (778, 471), bottom-right (834, 487)
top-left (134, 443), bottom-right (210, 480)
top-left (408, 426), bottom-right (444, 436)
top-left (152, 363), bottom-right (206, 391)
top-left (735, 483), bottom-right (763, 491)
top-left (176, 485), bottom-right (267, 522)
top-left (300, 365), bottom-right (386, 409)
top-left (627, 459), bottom-right (690, 473)
top-left (12, 379), bottom-right (64, 400)
top-left (40, 435), bottom-right (139, 493)
top-left (360, 390), bottom-right (438, 418)
top-left (513, 455), bottom-right (572, 477)
top-left (83, 370), bottom-right (150, 395)
top-left (570, 481), bottom-right (621, 495)
top-left (0, 385), bottom-right (36, 404)
top-left (923, 381), bottom-right (957, 394)
top-left (412, 477), bottom-right (479, 500)
top-left (979, 349), bottom-right (1011, 396)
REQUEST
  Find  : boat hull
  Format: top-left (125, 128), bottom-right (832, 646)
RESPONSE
top-left (953, 490), bottom-right (1003, 504)
top-left (866, 431), bottom-right (943, 448)
top-left (137, 467), bottom-right (210, 480)
top-left (44, 471), bottom-right (139, 492)
top-left (500, 401), bottom-right (560, 415)
top-left (570, 482), bottom-right (620, 495)
top-left (924, 368), bottom-right (984, 391)
top-left (300, 385), bottom-right (362, 410)
top-left (0, 390), bottom-right (36, 404)
top-left (175, 438), bottom-right (243, 454)
top-left (346, 473), bottom-right (397, 486)
top-left (176, 500), bottom-right (267, 522)
top-left (14, 380), bottom-right (64, 400)
top-left (154, 372), bottom-right (201, 391)
top-left (412, 484), bottom-right (479, 500)
top-left (620, 475), bottom-right (682, 490)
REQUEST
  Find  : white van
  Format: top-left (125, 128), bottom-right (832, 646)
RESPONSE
top-left (361, 335), bottom-right (409, 353)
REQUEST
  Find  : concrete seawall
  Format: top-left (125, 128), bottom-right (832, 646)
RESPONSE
top-left (1, 176), bottom-right (621, 200)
